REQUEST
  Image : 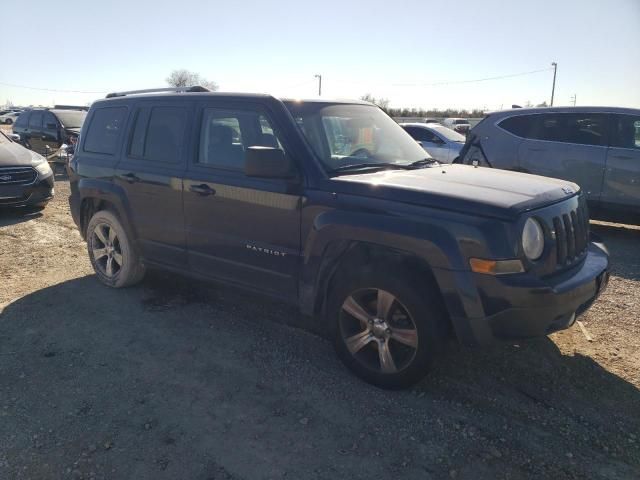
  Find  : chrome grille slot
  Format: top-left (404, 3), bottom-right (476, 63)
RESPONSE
top-left (0, 167), bottom-right (38, 186)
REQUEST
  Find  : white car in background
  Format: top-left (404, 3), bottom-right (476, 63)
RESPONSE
top-left (443, 117), bottom-right (471, 135)
top-left (0, 110), bottom-right (22, 125)
top-left (400, 123), bottom-right (466, 163)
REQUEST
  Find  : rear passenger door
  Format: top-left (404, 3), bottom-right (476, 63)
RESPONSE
top-left (114, 101), bottom-right (192, 268)
top-left (602, 114), bottom-right (640, 213)
top-left (183, 102), bottom-right (302, 299)
top-left (27, 111), bottom-right (44, 154)
top-left (518, 113), bottom-right (608, 205)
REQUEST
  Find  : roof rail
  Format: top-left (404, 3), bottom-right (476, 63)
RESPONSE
top-left (105, 86), bottom-right (211, 99)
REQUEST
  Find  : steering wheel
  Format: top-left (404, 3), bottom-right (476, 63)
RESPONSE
top-left (349, 148), bottom-right (372, 158)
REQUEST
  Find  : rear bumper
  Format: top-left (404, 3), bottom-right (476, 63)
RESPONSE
top-left (449, 241), bottom-right (609, 345)
top-left (0, 174), bottom-right (54, 208)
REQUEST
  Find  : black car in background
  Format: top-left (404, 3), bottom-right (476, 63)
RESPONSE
top-left (0, 130), bottom-right (54, 208)
top-left (13, 106), bottom-right (87, 161)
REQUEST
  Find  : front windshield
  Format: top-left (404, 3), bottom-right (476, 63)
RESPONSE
top-left (54, 110), bottom-right (87, 129)
top-left (0, 131), bottom-right (9, 144)
top-left (284, 102), bottom-right (428, 170)
top-left (454, 119), bottom-right (469, 125)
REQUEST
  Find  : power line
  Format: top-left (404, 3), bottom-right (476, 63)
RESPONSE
top-left (391, 67), bottom-right (554, 87)
top-left (0, 81), bottom-right (106, 94)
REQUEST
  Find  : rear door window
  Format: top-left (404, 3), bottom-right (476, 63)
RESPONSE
top-left (528, 113), bottom-right (607, 146)
top-left (28, 111), bottom-right (43, 130)
top-left (127, 106), bottom-right (188, 162)
top-left (83, 106), bottom-right (128, 155)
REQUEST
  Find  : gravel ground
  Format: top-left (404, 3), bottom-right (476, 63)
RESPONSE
top-left (0, 178), bottom-right (639, 480)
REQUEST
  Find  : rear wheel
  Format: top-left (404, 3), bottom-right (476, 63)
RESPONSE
top-left (5, 118), bottom-right (13, 125)
top-left (329, 266), bottom-right (447, 389)
top-left (87, 210), bottom-right (145, 288)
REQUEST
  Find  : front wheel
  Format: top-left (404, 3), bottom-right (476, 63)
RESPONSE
top-left (5, 118), bottom-right (13, 125)
top-left (87, 210), bottom-right (145, 288)
top-left (329, 267), bottom-right (447, 389)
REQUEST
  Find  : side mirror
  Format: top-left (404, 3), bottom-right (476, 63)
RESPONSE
top-left (244, 146), bottom-right (296, 179)
top-left (9, 133), bottom-right (20, 142)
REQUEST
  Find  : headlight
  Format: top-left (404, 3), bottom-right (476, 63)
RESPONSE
top-left (31, 151), bottom-right (52, 176)
top-left (522, 218), bottom-right (544, 260)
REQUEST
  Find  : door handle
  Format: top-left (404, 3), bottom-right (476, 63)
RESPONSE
top-left (119, 172), bottom-right (140, 183)
top-left (190, 184), bottom-right (216, 196)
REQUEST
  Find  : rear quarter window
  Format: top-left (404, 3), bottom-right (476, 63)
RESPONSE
top-left (83, 106), bottom-right (128, 155)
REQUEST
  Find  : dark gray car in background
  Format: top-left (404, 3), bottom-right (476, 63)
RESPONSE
top-left (458, 106), bottom-right (640, 224)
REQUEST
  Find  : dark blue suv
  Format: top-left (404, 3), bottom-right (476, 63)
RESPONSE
top-left (68, 87), bottom-right (609, 388)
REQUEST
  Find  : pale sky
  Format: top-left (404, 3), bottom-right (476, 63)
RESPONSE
top-left (2, 0), bottom-right (639, 110)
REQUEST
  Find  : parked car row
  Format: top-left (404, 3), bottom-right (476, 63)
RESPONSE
top-left (0, 108), bottom-right (24, 125)
top-left (456, 106), bottom-right (640, 224)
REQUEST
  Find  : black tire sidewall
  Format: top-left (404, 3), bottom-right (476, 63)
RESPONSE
top-left (86, 210), bottom-right (141, 288)
top-left (329, 267), bottom-right (446, 389)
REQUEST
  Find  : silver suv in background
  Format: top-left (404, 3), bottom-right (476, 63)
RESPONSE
top-left (458, 107), bottom-right (640, 224)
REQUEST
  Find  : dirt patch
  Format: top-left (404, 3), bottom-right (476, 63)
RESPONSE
top-left (0, 179), bottom-right (639, 479)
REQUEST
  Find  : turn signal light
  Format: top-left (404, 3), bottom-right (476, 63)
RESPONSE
top-left (469, 258), bottom-right (525, 275)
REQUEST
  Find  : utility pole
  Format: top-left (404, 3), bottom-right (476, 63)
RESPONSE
top-left (570, 94), bottom-right (576, 106)
top-left (550, 62), bottom-right (557, 106)
top-left (314, 74), bottom-right (322, 97)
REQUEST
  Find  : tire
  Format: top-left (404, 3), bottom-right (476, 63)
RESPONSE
top-left (328, 265), bottom-right (447, 389)
top-left (5, 118), bottom-right (13, 125)
top-left (86, 210), bottom-right (145, 288)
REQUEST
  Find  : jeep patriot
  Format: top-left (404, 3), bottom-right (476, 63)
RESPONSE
top-left (69, 87), bottom-right (609, 388)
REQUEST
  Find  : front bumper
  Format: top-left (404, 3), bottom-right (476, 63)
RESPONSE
top-left (452, 241), bottom-right (609, 345)
top-left (0, 174), bottom-right (54, 208)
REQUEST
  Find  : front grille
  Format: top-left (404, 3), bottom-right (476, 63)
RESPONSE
top-left (0, 167), bottom-right (37, 186)
top-left (551, 197), bottom-right (589, 267)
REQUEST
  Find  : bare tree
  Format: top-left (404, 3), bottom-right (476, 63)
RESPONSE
top-left (166, 69), bottom-right (218, 91)
top-left (360, 94), bottom-right (390, 112)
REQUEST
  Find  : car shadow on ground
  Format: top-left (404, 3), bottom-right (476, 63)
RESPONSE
top-left (591, 221), bottom-right (640, 281)
top-left (1, 273), bottom-right (638, 479)
top-left (0, 207), bottom-right (43, 227)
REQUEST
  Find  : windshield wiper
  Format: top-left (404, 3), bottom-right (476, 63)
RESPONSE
top-left (407, 158), bottom-right (439, 168)
top-left (329, 162), bottom-right (411, 175)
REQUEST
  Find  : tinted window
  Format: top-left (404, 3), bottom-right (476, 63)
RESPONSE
top-left (83, 107), bottom-right (127, 155)
top-left (198, 108), bottom-right (285, 170)
top-left (404, 126), bottom-right (437, 142)
top-left (14, 111), bottom-right (29, 128)
top-left (499, 115), bottom-right (532, 137)
top-left (611, 114), bottom-right (640, 149)
top-left (43, 112), bottom-right (58, 130)
top-left (127, 106), bottom-right (187, 162)
top-left (29, 111), bottom-right (43, 129)
top-left (528, 113), bottom-right (607, 146)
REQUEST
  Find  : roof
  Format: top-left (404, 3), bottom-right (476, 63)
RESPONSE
top-left (486, 105), bottom-right (640, 117)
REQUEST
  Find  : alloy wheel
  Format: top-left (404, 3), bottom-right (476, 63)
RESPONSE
top-left (91, 222), bottom-right (123, 278)
top-left (339, 288), bottom-right (419, 374)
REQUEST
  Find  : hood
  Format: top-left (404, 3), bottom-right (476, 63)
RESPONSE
top-left (332, 164), bottom-right (579, 220)
top-left (0, 141), bottom-right (35, 167)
